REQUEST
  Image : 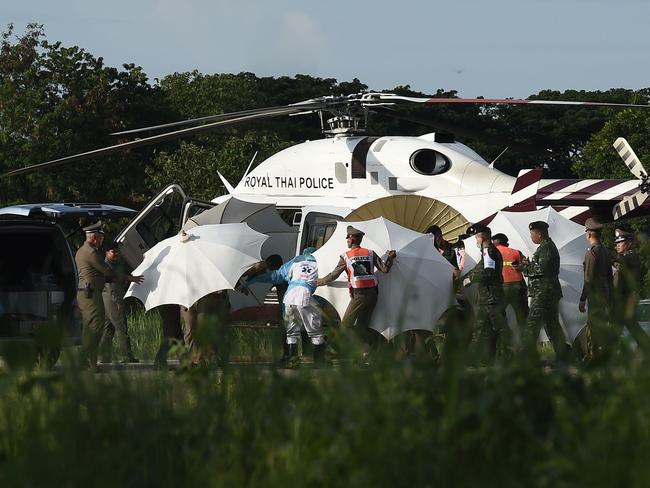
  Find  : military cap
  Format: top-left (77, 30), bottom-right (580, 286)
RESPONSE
top-left (492, 233), bottom-right (509, 244)
top-left (83, 221), bottom-right (104, 234)
top-left (528, 221), bottom-right (549, 231)
top-left (584, 217), bottom-right (603, 232)
top-left (346, 225), bottom-right (365, 237)
top-left (614, 228), bottom-right (634, 243)
top-left (466, 223), bottom-right (491, 236)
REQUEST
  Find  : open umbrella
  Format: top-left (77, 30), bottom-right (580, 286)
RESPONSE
top-left (182, 197), bottom-right (298, 312)
top-left (125, 223), bottom-right (267, 310)
top-left (461, 208), bottom-right (587, 341)
top-left (314, 217), bottom-right (455, 340)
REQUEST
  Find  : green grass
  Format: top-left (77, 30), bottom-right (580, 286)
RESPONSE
top-left (2, 310), bottom-right (650, 486)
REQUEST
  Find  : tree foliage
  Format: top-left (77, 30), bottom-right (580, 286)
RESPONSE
top-left (3, 24), bottom-right (650, 215)
top-left (0, 23), bottom-right (168, 206)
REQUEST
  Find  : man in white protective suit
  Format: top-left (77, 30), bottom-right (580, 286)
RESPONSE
top-left (242, 247), bottom-right (326, 368)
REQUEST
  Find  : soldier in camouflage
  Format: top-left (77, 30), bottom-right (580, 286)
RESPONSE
top-left (463, 223), bottom-right (506, 363)
top-left (612, 228), bottom-right (650, 351)
top-left (515, 221), bottom-right (568, 362)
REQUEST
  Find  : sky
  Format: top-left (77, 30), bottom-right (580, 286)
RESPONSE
top-left (4, 0), bottom-right (650, 99)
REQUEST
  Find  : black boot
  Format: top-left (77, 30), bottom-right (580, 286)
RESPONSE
top-left (313, 343), bottom-right (328, 367)
top-left (283, 343), bottom-right (300, 369)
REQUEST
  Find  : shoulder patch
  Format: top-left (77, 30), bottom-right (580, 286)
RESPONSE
top-left (483, 248), bottom-right (496, 269)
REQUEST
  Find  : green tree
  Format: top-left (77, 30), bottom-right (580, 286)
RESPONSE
top-left (145, 131), bottom-right (291, 200)
top-left (0, 24), bottom-right (167, 206)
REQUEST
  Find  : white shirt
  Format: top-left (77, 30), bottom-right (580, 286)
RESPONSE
top-left (283, 259), bottom-right (318, 307)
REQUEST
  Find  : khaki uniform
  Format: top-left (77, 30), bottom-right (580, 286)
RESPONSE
top-left (75, 242), bottom-right (114, 365)
top-left (99, 259), bottom-right (135, 361)
top-left (320, 247), bottom-right (392, 349)
top-left (182, 291), bottom-right (231, 365)
top-left (581, 242), bottom-right (613, 359)
top-left (522, 238), bottom-right (568, 360)
top-left (613, 249), bottom-right (649, 349)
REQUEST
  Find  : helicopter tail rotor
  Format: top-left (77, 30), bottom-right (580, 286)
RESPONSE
top-left (612, 137), bottom-right (650, 219)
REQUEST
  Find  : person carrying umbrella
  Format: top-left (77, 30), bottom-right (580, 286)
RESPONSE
top-left (426, 224), bottom-right (458, 269)
top-left (612, 228), bottom-right (650, 351)
top-left (492, 233), bottom-right (529, 331)
top-left (462, 223), bottom-right (506, 363)
top-left (514, 221), bottom-right (569, 363)
top-left (317, 225), bottom-right (396, 353)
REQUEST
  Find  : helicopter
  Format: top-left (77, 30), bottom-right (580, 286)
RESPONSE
top-left (5, 92), bottom-right (650, 270)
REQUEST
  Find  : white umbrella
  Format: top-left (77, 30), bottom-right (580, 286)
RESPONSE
top-left (461, 208), bottom-right (587, 341)
top-left (124, 223), bottom-right (267, 310)
top-left (314, 217), bottom-right (456, 340)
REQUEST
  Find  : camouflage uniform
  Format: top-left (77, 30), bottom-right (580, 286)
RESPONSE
top-left (468, 243), bottom-right (506, 362)
top-left (522, 238), bottom-right (567, 360)
top-left (75, 242), bottom-right (114, 366)
top-left (581, 242), bottom-right (613, 359)
top-left (613, 249), bottom-right (649, 349)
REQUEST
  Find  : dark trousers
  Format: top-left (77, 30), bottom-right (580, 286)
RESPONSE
top-left (341, 287), bottom-right (379, 348)
top-left (585, 291), bottom-right (612, 361)
top-left (503, 281), bottom-right (529, 329)
top-left (475, 300), bottom-right (507, 364)
top-left (526, 295), bottom-right (568, 361)
top-left (155, 304), bottom-right (183, 364)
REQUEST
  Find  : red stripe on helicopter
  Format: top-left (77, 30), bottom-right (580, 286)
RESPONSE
top-left (511, 169), bottom-right (543, 194)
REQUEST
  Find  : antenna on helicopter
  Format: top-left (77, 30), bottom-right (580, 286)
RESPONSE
top-left (489, 146), bottom-right (509, 169)
top-left (612, 137), bottom-right (650, 219)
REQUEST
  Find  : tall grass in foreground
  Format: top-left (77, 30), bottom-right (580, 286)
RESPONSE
top-left (1, 349), bottom-right (650, 486)
top-left (126, 307), bottom-right (287, 362)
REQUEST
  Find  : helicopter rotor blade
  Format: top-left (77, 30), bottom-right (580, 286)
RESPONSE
top-left (612, 189), bottom-right (649, 220)
top-left (365, 93), bottom-right (650, 109)
top-left (613, 137), bottom-right (648, 180)
top-left (373, 107), bottom-right (547, 156)
top-left (3, 106), bottom-right (305, 177)
top-left (110, 104), bottom-right (320, 136)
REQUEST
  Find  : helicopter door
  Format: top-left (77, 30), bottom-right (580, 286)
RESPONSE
top-left (115, 184), bottom-right (188, 269)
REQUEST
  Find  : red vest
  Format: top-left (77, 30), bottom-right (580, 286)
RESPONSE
top-left (343, 248), bottom-right (378, 289)
top-left (497, 245), bottom-right (525, 283)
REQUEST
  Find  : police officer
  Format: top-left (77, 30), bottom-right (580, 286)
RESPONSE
top-left (463, 223), bottom-right (506, 363)
top-left (317, 226), bottom-right (396, 353)
top-left (612, 228), bottom-right (650, 350)
top-left (98, 242), bottom-right (143, 363)
top-left (579, 218), bottom-right (613, 361)
top-left (75, 222), bottom-right (114, 367)
top-left (492, 233), bottom-right (529, 330)
top-left (515, 221), bottom-right (568, 362)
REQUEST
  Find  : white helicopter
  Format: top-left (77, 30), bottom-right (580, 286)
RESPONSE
top-left (6, 92), bottom-right (650, 272)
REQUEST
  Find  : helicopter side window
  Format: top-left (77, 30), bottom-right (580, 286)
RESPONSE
top-left (409, 149), bottom-right (451, 176)
top-left (300, 212), bottom-right (343, 250)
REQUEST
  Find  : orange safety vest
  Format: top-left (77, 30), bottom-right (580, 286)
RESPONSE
top-left (496, 245), bottom-right (525, 283)
top-left (343, 248), bottom-right (378, 289)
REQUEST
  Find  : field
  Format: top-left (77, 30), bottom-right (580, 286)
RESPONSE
top-left (1, 310), bottom-right (650, 486)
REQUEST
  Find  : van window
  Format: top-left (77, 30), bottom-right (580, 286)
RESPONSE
top-left (0, 228), bottom-right (75, 291)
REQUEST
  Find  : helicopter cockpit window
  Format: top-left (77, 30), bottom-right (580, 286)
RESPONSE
top-left (409, 149), bottom-right (451, 176)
